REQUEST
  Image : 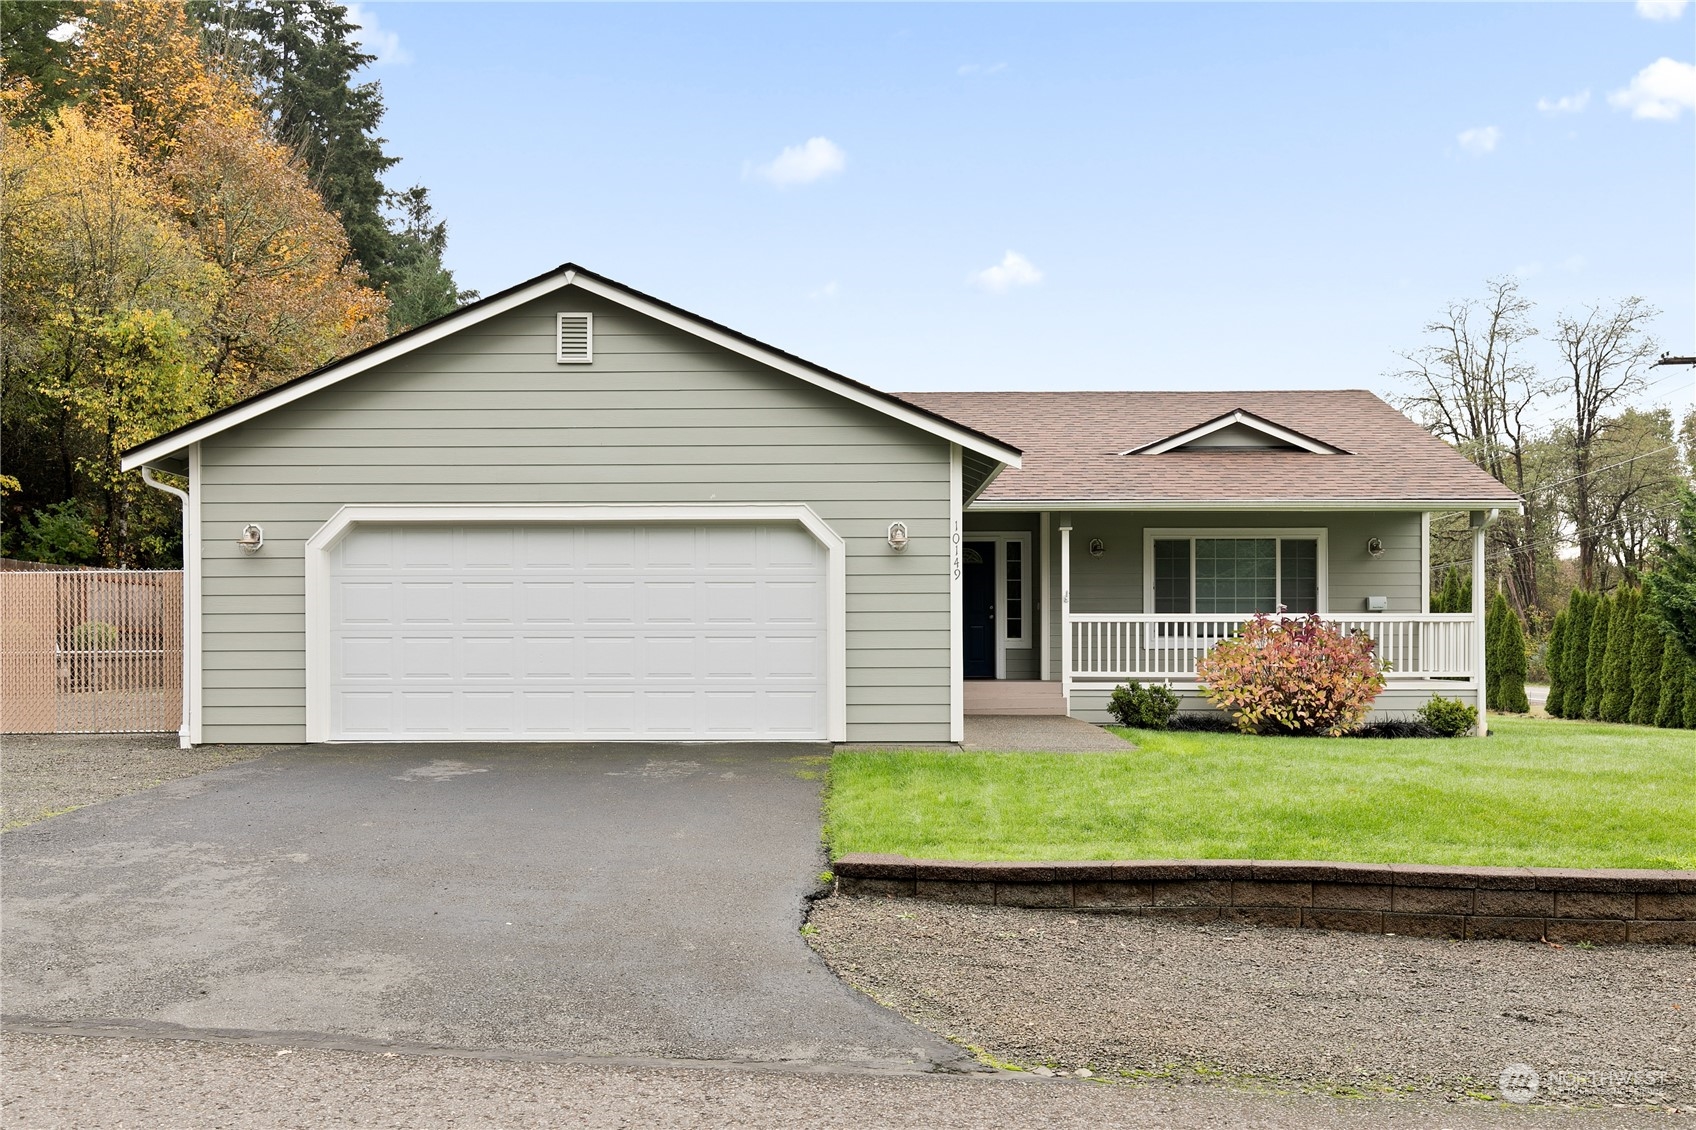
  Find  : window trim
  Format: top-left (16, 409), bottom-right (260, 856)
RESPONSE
top-left (1142, 527), bottom-right (1329, 615)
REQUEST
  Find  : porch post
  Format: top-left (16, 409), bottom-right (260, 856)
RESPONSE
top-left (1471, 510), bottom-right (1488, 737)
top-left (1040, 512), bottom-right (1052, 680)
top-left (1059, 521), bottom-right (1073, 714)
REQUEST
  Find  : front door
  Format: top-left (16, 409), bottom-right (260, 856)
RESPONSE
top-left (963, 540), bottom-right (996, 679)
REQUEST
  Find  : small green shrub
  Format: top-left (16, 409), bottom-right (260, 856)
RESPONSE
top-left (70, 621), bottom-right (118, 651)
top-left (1196, 614), bottom-right (1385, 737)
top-left (1417, 694), bottom-right (1477, 738)
top-left (1488, 594), bottom-right (1529, 713)
top-left (1107, 681), bottom-right (1180, 729)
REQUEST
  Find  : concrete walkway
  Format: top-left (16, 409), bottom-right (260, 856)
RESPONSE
top-left (0, 743), bottom-right (965, 1071)
top-left (962, 715), bottom-right (1135, 752)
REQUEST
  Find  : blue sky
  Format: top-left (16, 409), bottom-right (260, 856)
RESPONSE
top-left (353, 2), bottom-right (1694, 407)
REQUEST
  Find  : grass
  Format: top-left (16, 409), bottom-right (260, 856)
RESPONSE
top-left (824, 715), bottom-right (1696, 869)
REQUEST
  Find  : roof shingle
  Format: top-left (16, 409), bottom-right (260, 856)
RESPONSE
top-left (899, 389), bottom-right (1520, 507)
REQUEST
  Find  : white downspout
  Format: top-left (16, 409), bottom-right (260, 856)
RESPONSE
top-left (1470, 509), bottom-right (1496, 737)
top-left (141, 466), bottom-right (192, 748)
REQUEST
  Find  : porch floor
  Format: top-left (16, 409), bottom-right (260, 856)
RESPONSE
top-left (963, 679), bottom-right (1067, 716)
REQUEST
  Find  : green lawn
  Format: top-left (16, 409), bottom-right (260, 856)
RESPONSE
top-left (825, 716), bottom-right (1696, 870)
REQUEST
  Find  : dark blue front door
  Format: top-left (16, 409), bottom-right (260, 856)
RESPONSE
top-left (964, 541), bottom-right (995, 679)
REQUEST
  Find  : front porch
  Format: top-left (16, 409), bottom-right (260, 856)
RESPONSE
top-left (959, 507), bottom-right (1492, 732)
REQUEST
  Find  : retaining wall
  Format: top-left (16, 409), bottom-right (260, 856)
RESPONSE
top-left (834, 855), bottom-right (1696, 945)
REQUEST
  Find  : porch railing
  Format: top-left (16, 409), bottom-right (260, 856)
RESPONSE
top-left (1066, 613), bottom-right (1476, 682)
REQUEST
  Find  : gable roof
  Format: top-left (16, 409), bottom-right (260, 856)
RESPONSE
top-left (120, 264), bottom-right (1022, 472)
top-left (898, 390), bottom-right (1522, 510)
top-left (1123, 408), bottom-right (1345, 455)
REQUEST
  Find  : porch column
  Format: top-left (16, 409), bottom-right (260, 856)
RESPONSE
top-left (1059, 521), bottom-right (1073, 714)
top-left (1040, 512), bottom-right (1052, 680)
top-left (1471, 510), bottom-right (1489, 737)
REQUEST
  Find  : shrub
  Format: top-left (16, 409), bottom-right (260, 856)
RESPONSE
top-left (1417, 694), bottom-right (1477, 738)
top-left (1166, 712), bottom-right (1238, 733)
top-left (1562, 591), bottom-right (1596, 720)
top-left (1582, 594), bottom-right (1613, 720)
top-left (1544, 610), bottom-right (1569, 717)
top-left (1431, 569), bottom-right (1470, 615)
top-left (1196, 613), bottom-right (1385, 737)
top-left (1106, 681), bottom-right (1180, 729)
top-left (70, 621), bottom-right (118, 651)
top-left (1686, 666), bottom-right (1696, 730)
top-left (1600, 588), bottom-right (1639, 724)
top-left (1654, 635), bottom-right (1687, 729)
top-left (1628, 612), bottom-right (1667, 726)
top-left (1643, 486), bottom-right (1696, 662)
top-left (1349, 719), bottom-right (1440, 739)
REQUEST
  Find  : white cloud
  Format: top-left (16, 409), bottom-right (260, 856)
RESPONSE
top-left (1609, 57), bottom-right (1696, 120)
top-left (1536, 89), bottom-right (1590, 114)
top-left (1636, 0), bottom-right (1688, 20)
top-left (747, 137), bottom-right (847, 188)
top-left (346, 3), bottom-right (411, 66)
top-left (1456, 125), bottom-right (1501, 155)
top-left (957, 62), bottom-right (1008, 77)
top-left (969, 251), bottom-right (1043, 293)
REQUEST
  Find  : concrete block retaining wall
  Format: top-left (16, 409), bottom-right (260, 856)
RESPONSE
top-left (833, 855), bottom-right (1696, 945)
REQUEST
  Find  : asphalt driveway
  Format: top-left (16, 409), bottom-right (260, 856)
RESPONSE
top-left (1, 743), bottom-right (963, 1071)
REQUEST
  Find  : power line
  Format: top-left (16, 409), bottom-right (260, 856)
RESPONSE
top-left (1483, 498), bottom-right (1688, 562)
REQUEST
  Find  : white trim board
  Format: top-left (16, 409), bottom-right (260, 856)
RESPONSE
top-left (949, 445), bottom-right (964, 744)
top-left (971, 498), bottom-right (1522, 513)
top-left (123, 266), bottom-right (1021, 473)
top-left (302, 503), bottom-right (849, 743)
top-left (1123, 409), bottom-right (1342, 455)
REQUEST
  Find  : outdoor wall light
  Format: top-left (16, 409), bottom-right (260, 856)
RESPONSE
top-left (1366, 537), bottom-right (1385, 558)
top-left (1089, 538), bottom-right (1106, 558)
top-left (887, 522), bottom-right (909, 551)
top-left (237, 524), bottom-right (264, 554)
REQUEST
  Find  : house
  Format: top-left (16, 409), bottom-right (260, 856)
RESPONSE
top-left (122, 265), bottom-right (1520, 748)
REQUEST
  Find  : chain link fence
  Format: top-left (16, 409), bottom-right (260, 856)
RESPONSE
top-left (2, 566), bottom-right (182, 734)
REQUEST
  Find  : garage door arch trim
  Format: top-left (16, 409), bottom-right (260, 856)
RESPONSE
top-left (304, 503), bottom-right (847, 742)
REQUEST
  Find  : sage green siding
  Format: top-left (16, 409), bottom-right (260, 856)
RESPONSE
top-left (1044, 510), bottom-right (1425, 664)
top-left (197, 291), bottom-right (955, 743)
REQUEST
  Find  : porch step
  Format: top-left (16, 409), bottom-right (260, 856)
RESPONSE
top-left (964, 680), bottom-right (1068, 716)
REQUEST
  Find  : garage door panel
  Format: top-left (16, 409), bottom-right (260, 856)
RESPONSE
top-left (328, 522), bottom-right (827, 740)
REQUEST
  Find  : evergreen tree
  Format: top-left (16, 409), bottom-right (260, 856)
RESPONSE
top-left (1599, 588), bottom-right (1639, 724)
top-left (1496, 599), bottom-right (1530, 713)
top-left (1434, 569), bottom-right (1467, 615)
top-left (1545, 609), bottom-right (1569, 717)
top-left (1644, 487), bottom-right (1696, 662)
top-left (378, 184), bottom-right (477, 331)
top-left (0, 0), bottom-right (82, 116)
top-left (1628, 611), bottom-right (1666, 726)
top-left (1582, 593), bottom-right (1612, 719)
top-left (1655, 635), bottom-right (1686, 728)
top-left (1485, 592), bottom-right (1504, 710)
top-left (1563, 591), bottom-right (1596, 720)
top-left (1685, 663), bottom-right (1696, 729)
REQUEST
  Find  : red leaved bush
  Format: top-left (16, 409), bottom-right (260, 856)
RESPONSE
top-left (1195, 614), bottom-right (1386, 737)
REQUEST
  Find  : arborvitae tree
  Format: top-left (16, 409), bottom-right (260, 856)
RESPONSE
top-left (1655, 635), bottom-right (1687, 728)
top-left (1685, 664), bottom-right (1696, 729)
top-left (1545, 609), bottom-right (1570, 717)
top-left (1582, 593), bottom-right (1613, 719)
top-left (1496, 599), bottom-right (1530, 713)
top-left (1628, 612), bottom-right (1667, 726)
top-left (1563, 591), bottom-right (1596, 720)
top-left (1600, 588), bottom-right (1639, 724)
top-left (1433, 569), bottom-right (1469, 615)
top-left (1485, 592), bottom-right (1505, 710)
top-left (1644, 487), bottom-right (1696, 662)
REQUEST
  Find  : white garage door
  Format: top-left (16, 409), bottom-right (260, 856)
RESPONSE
top-left (326, 522), bottom-right (828, 740)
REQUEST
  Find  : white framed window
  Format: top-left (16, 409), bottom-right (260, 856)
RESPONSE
top-left (1001, 534), bottom-right (1030, 648)
top-left (1143, 527), bottom-right (1328, 615)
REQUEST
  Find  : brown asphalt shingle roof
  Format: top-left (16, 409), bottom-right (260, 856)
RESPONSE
top-left (899, 389), bottom-right (1521, 507)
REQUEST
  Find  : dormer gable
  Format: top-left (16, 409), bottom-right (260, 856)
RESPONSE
top-left (1121, 409), bottom-right (1345, 455)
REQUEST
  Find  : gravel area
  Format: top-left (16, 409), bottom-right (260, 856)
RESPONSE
top-left (2, 1031), bottom-right (1676, 1129)
top-left (0, 734), bottom-right (277, 830)
top-left (808, 895), bottom-right (1696, 1111)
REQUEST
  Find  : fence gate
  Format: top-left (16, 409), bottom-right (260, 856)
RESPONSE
top-left (1, 568), bottom-right (183, 734)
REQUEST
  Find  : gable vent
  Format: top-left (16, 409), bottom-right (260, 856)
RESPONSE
top-left (556, 312), bottom-right (593, 364)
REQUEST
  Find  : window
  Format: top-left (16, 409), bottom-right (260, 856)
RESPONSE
top-left (1004, 539), bottom-right (1023, 641)
top-left (1147, 530), bottom-right (1324, 615)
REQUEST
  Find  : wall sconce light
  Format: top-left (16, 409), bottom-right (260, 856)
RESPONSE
top-left (887, 522), bottom-right (909, 551)
top-left (237, 524), bottom-right (264, 554)
top-left (1365, 537), bottom-right (1385, 558)
top-left (1089, 538), bottom-right (1106, 558)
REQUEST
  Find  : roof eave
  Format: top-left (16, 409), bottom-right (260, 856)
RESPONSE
top-left (969, 497), bottom-right (1524, 513)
